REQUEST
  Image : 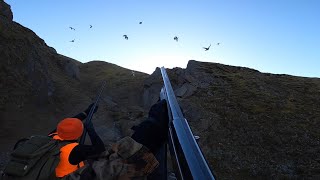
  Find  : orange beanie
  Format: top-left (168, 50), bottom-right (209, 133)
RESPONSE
top-left (57, 118), bottom-right (83, 140)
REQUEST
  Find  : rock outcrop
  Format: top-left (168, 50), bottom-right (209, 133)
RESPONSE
top-left (56, 55), bottom-right (81, 80)
top-left (0, 0), bottom-right (13, 21)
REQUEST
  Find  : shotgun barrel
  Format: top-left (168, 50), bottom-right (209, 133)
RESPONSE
top-left (79, 81), bottom-right (107, 145)
top-left (160, 67), bottom-right (215, 180)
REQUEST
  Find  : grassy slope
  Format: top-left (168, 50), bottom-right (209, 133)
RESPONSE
top-left (178, 62), bottom-right (320, 179)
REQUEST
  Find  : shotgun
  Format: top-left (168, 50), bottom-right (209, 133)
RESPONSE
top-left (79, 81), bottom-right (107, 145)
top-left (159, 67), bottom-right (215, 180)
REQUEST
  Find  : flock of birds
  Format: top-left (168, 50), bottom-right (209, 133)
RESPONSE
top-left (68, 25), bottom-right (93, 43)
top-left (68, 22), bottom-right (220, 51)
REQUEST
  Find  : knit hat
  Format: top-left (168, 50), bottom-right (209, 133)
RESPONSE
top-left (57, 118), bottom-right (83, 140)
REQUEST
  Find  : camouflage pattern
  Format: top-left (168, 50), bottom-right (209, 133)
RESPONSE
top-left (63, 137), bottom-right (159, 180)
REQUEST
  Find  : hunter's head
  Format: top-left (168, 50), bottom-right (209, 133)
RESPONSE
top-left (57, 118), bottom-right (83, 140)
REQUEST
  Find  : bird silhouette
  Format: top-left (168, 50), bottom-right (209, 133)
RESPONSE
top-left (173, 36), bottom-right (178, 42)
top-left (90, 25), bottom-right (92, 28)
top-left (203, 44), bottom-right (211, 51)
top-left (69, 27), bottom-right (75, 31)
top-left (123, 35), bottom-right (128, 40)
top-left (217, 43), bottom-right (220, 45)
top-left (139, 22), bottom-right (142, 24)
top-left (70, 39), bottom-right (75, 42)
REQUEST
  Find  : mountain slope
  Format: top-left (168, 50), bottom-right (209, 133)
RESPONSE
top-left (143, 60), bottom-right (320, 179)
top-left (0, 0), bottom-right (148, 168)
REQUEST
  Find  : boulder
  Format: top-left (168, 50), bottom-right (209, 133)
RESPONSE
top-left (64, 60), bottom-right (80, 80)
top-left (143, 68), bottom-right (162, 108)
top-left (103, 96), bottom-right (118, 109)
top-left (175, 84), bottom-right (188, 97)
top-left (56, 55), bottom-right (80, 80)
top-left (175, 83), bottom-right (197, 98)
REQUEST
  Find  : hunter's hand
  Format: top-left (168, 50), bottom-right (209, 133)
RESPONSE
top-left (84, 103), bottom-right (98, 116)
top-left (131, 99), bottom-right (169, 154)
top-left (148, 99), bottom-right (169, 128)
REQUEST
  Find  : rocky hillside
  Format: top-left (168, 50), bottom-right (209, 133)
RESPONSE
top-left (0, 0), bottom-right (148, 169)
top-left (144, 62), bottom-right (320, 179)
top-left (1, 1), bottom-right (320, 179)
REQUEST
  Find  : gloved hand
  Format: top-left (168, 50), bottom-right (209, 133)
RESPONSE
top-left (148, 99), bottom-right (169, 128)
top-left (131, 99), bottom-right (169, 154)
top-left (84, 103), bottom-right (98, 116)
top-left (72, 103), bottom-right (99, 121)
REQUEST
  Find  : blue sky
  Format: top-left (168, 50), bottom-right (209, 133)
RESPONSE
top-left (5, 0), bottom-right (320, 77)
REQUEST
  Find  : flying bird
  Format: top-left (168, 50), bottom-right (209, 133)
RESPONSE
top-left (217, 43), bottom-right (220, 45)
top-left (70, 39), bottom-right (75, 42)
top-left (90, 25), bottom-right (92, 28)
top-left (203, 44), bottom-right (211, 51)
top-left (139, 21), bottom-right (142, 24)
top-left (69, 27), bottom-right (75, 30)
top-left (173, 36), bottom-right (178, 42)
top-left (123, 35), bottom-right (128, 40)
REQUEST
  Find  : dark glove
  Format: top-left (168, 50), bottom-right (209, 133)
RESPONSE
top-left (73, 103), bottom-right (99, 121)
top-left (131, 100), bottom-right (169, 154)
top-left (84, 103), bottom-right (98, 115)
top-left (148, 99), bottom-right (169, 127)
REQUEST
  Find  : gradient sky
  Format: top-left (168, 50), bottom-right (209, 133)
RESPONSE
top-left (4, 0), bottom-right (320, 77)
